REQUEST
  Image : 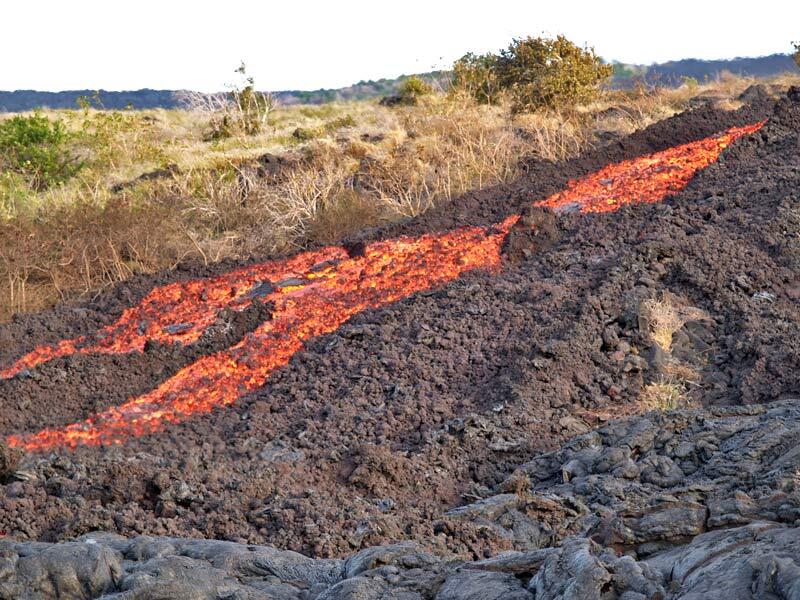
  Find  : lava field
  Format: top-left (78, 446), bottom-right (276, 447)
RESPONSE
top-left (0, 87), bottom-right (798, 585)
top-left (2, 121), bottom-right (763, 451)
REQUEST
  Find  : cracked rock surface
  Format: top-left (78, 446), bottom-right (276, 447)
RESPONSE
top-left (6, 400), bottom-right (800, 598)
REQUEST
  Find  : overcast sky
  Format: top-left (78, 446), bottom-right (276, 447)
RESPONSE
top-left (3, 1), bottom-right (798, 92)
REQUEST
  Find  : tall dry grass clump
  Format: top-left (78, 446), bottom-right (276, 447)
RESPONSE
top-left (0, 194), bottom-right (188, 315)
top-left (177, 62), bottom-right (274, 140)
top-left (639, 292), bottom-right (709, 352)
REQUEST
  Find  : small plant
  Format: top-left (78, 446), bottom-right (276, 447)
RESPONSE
top-left (226, 62), bottom-right (274, 136)
top-left (640, 378), bottom-right (687, 411)
top-left (0, 171), bottom-right (35, 220)
top-left (399, 75), bottom-right (433, 99)
top-left (793, 42), bottom-right (800, 68)
top-left (639, 293), bottom-right (707, 352)
top-left (640, 295), bottom-right (683, 351)
top-left (680, 76), bottom-right (699, 93)
top-left (0, 113), bottom-right (82, 190)
top-left (509, 473), bottom-right (532, 499)
top-left (325, 114), bottom-right (357, 131)
top-left (76, 95), bottom-right (165, 169)
top-left (181, 62), bottom-right (274, 139)
top-left (292, 126), bottom-right (324, 141)
top-left (495, 35), bottom-right (613, 112)
top-left (381, 76), bottom-right (433, 107)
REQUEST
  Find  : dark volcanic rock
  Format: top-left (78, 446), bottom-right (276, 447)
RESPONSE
top-left (0, 442), bottom-right (19, 481)
top-left (6, 400), bottom-right (800, 597)
top-left (0, 92), bottom-right (799, 564)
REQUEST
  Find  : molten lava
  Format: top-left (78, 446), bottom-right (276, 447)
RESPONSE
top-left (3, 122), bottom-right (764, 451)
top-left (537, 121), bottom-right (765, 213)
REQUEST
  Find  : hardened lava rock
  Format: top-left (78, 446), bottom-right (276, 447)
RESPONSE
top-left (1, 91), bottom-right (800, 597)
top-left (6, 400), bottom-right (800, 598)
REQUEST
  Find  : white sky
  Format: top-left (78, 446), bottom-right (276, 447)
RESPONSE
top-left (3, 1), bottom-right (798, 92)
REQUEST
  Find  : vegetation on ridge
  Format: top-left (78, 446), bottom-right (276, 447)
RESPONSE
top-left (452, 35), bottom-right (613, 111)
top-left (0, 36), bottom-right (798, 321)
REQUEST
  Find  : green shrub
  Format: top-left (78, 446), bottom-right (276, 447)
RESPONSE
top-left (495, 35), bottom-right (613, 112)
top-left (452, 52), bottom-right (502, 104)
top-left (453, 35), bottom-right (613, 112)
top-left (379, 76), bottom-right (434, 107)
top-left (680, 76), bottom-right (699, 93)
top-left (292, 126), bottom-right (323, 141)
top-left (0, 113), bottom-right (82, 190)
top-left (399, 75), bottom-right (433, 99)
top-left (794, 42), bottom-right (800, 68)
top-left (0, 171), bottom-right (35, 220)
top-left (78, 107), bottom-right (165, 170)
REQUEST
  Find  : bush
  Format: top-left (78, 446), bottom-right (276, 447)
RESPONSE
top-left (78, 107), bottom-right (166, 171)
top-left (206, 87), bottom-right (273, 140)
top-left (794, 42), bottom-right (800, 68)
top-left (325, 114), bottom-right (357, 131)
top-left (680, 76), bottom-right (699, 93)
top-left (495, 36), bottom-right (613, 112)
top-left (452, 52), bottom-right (502, 105)
top-left (0, 113), bottom-right (82, 190)
top-left (453, 35), bottom-right (613, 112)
top-left (225, 84), bottom-right (274, 137)
top-left (381, 76), bottom-right (433, 107)
top-left (399, 75), bottom-right (433, 98)
top-left (292, 126), bottom-right (323, 141)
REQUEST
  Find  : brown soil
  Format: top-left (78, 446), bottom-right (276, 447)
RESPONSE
top-left (0, 91), bottom-right (797, 560)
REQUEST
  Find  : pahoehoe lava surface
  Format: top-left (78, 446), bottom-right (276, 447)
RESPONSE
top-left (0, 89), bottom-right (798, 593)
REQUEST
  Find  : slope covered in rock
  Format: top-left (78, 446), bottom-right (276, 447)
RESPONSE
top-left (4, 400), bottom-right (800, 598)
top-left (0, 89), bottom-right (798, 597)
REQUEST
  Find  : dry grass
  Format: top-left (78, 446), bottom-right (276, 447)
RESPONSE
top-left (662, 360), bottom-right (702, 384)
top-left (640, 378), bottom-right (689, 411)
top-left (639, 292), bottom-right (709, 352)
top-left (0, 95), bottom-right (583, 318)
top-left (639, 295), bottom-right (685, 351)
top-left (638, 292), bottom-right (709, 411)
top-left (1, 72), bottom-right (798, 320)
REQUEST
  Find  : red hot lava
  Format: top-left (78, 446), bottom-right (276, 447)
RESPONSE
top-left (3, 122), bottom-right (764, 451)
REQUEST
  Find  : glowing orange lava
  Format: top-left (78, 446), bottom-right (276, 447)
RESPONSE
top-left (537, 121), bottom-right (765, 213)
top-left (3, 122), bottom-right (764, 451)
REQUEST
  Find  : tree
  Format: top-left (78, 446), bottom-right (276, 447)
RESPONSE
top-left (495, 35), bottom-right (613, 112)
top-left (453, 35), bottom-right (613, 112)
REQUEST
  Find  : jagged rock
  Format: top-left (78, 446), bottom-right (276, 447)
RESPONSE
top-left (7, 400), bottom-right (800, 597)
top-left (646, 522), bottom-right (800, 598)
top-left (435, 570), bottom-right (531, 600)
top-left (343, 543), bottom-right (437, 578)
top-left (469, 548), bottom-right (555, 573)
top-left (0, 540), bottom-right (121, 600)
top-left (529, 538), bottom-right (614, 599)
top-left (316, 577), bottom-right (388, 600)
top-left (444, 493), bottom-right (520, 521)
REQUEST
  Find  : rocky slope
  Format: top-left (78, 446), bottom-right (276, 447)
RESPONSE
top-left (0, 90), bottom-right (799, 597)
top-left (4, 400), bottom-right (800, 598)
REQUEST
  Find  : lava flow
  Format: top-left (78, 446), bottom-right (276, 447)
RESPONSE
top-left (4, 122), bottom-right (764, 451)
